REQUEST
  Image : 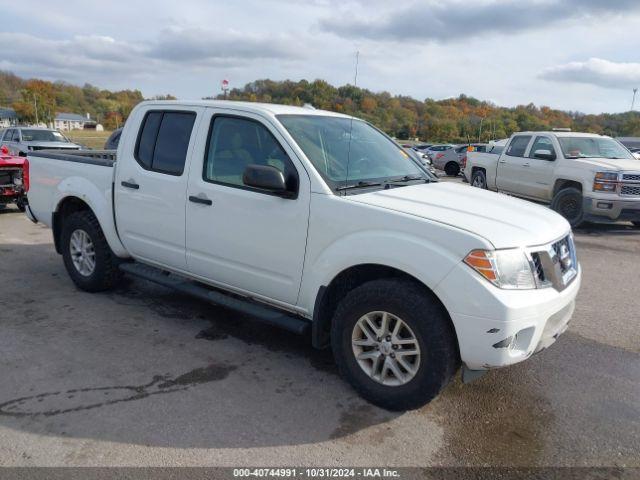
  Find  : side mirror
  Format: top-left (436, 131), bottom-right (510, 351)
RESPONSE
top-left (533, 149), bottom-right (556, 161)
top-left (243, 164), bottom-right (293, 198)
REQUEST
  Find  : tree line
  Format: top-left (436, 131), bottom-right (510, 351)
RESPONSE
top-left (2, 71), bottom-right (639, 141)
top-left (219, 79), bottom-right (640, 142)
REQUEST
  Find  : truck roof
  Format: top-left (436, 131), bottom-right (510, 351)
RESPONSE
top-left (515, 131), bottom-right (609, 139)
top-left (137, 100), bottom-right (352, 118)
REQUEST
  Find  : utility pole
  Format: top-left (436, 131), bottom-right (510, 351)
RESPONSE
top-left (478, 117), bottom-right (484, 143)
top-left (33, 94), bottom-right (39, 125)
top-left (632, 88), bottom-right (638, 111)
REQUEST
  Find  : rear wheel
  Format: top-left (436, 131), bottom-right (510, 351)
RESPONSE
top-left (331, 279), bottom-right (459, 411)
top-left (61, 210), bottom-right (121, 292)
top-left (15, 197), bottom-right (26, 212)
top-left (551, 187), bottom-right (584, 228)
top-left (471, 170), bottom-right (487, 189)
top-left (444, 162), bottom-right (460, 177)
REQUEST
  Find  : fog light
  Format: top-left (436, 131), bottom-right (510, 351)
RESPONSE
top-left (596, 202), bottom-right (613, 209)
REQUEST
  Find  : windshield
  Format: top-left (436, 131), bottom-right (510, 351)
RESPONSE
top-left (20, 129), bottom-right (69, 143)
top-left (278, 115), bottom-right (426, 191)
top-left (558, 137), bottom-right (634, 160)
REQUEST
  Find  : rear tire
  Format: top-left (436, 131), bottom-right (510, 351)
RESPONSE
top-left (331, 279), bottom-right (459, 411)
top-left (444, 162), bottom-right (460, 177)
top-left (471, 170), bottom-right (487, 189)
top-left (61, 210), bottom-right (121, 292)
top-left (15, 197), bottom-right (26, 212)
top-left (551, 187), bottom-right (584, 228)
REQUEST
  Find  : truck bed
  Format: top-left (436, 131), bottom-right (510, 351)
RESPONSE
top-left (26, 149), bottom-right (117, 231)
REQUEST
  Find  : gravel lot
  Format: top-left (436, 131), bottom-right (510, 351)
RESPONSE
top-left (0, 184), bottom-right (638, 468)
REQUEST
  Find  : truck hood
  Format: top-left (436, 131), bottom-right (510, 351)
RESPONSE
top-left (572, 157), bottom-right (640, 171)
top-left (348, 182), bottom-right (569, 249)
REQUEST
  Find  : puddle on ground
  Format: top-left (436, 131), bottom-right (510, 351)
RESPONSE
top-left (0, 363), bottom-right (236, 417)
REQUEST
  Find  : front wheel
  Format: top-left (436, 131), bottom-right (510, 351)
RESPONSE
top-left (551, 187), bottom-right (584, 228)
top-left (61, 210), bottom-right (121, 292)
top-left (331, 279), bottom-right (459, 411)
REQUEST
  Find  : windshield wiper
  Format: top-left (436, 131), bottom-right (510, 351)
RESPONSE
top-left (384, 175), bottom-right (429, 185)
top-left (336, 175), bottom-right (429, 192)
top-left (336, 180), bottom-right (383, 191)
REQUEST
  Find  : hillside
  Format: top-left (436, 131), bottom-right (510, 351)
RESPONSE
top-left (2, 71), bottom-right (639, 142)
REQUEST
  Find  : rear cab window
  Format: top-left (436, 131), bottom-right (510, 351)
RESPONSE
top-left (134, 110), bottom-right (196, 175)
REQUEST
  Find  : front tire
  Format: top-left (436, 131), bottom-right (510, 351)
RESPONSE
top-left (471, 169), bottom-right (487, 189)
top-left (444, 162), bottom-right (460, 177)
top-left (331, 279), bottom-right (459, 411)
top-left (61, 210), bottom-right (121, 292)
top-left (551, 187), bottom-right (584, 228)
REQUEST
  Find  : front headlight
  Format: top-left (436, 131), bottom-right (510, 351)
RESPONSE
top-left (464, 249), bottom-right (537, 290)
top-left (593, 171), bottom-right (618, 193)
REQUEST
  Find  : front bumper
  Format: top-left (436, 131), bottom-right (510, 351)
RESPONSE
top-left (434, 262), bottom-right (581, 371)
top-left (583, 195), bottom-right (640, 223)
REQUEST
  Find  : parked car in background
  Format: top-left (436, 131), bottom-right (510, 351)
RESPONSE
top-left (465, 131), bottom-right (640, 227)
top-left (104, 127), bottom-right (123, 150)
top-left (424, 144), bottom-right (454, 161)
top-left (403, 147), bottom-right (437, 174)
top-left (0, 145), bottom-right (27, 211)
top-left (0, 127), bottom-right (82, 156)
top-left (433, 144), bottom-right (487, 176)
top-left (25, 100), bottom-right (580, 410)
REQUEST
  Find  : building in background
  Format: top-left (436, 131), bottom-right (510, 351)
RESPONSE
top-left (0, 108), bottom-right (18, 128)
top-left (54, 112), bottom-right (96, 131)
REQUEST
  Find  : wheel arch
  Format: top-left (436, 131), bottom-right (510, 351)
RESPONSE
top-left (553, 178), bottom-right (583, 197)
top-left (52, 194), bottom-right (128, 257)
top-left (311, 263), bottom-right (454, 350)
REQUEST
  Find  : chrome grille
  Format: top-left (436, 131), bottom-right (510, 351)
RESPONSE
top-left (621, 185), bottom-right (640, 196)
top-left (622, 173), bottom-right (640, 182)
top-left (528, 235), bottom-right (578, 291)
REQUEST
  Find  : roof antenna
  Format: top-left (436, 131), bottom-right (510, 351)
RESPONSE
top-left (343, 50), bottom-right (360, 194)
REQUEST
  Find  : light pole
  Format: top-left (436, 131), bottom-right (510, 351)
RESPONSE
top-left (632, 88), bottom-right (638, 111)
top-left (33, 93), bottom-right (39, 125)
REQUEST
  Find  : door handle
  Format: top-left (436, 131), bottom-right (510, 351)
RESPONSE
top-left (498, 160), bottom-right (507, 164)
top-left (189, 195), bottom-right (212, 206)
top-left (522, 163), bottom-right (530, 167)
top-left (121, 180), bottom-right (140, 189)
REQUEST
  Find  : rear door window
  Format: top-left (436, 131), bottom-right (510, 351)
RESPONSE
top-left (134, 111), bottom-right (196, 175)
top-left (12, 130), bottom-right (20, 142)
top-left (506, 135), bottom-right (532, 157)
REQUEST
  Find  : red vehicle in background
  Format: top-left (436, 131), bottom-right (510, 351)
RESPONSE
top-left (0, 145), bottom-right (27, 211)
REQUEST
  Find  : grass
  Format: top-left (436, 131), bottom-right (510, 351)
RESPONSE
top-left (65, 130), bottom-right (112, 150)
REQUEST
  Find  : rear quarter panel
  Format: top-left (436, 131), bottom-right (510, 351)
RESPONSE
top-left (26, 155), bottom-right (128, 257)
top-left (466, 152), bottom-right (499, 189)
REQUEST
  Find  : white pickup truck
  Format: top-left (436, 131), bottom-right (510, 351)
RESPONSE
top-left (25, 101), bottom-right (581, 410)
top-left (464, 131), bottom-right (640, 227)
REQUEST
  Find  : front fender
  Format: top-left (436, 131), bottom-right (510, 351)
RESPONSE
top-left (298, 229), bottom-right (466, 315)
top-left (53, 176), bottom-right (128, 257)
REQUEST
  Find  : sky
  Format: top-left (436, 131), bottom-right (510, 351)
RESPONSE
top-left (1, 0), bottom-right (640, 114)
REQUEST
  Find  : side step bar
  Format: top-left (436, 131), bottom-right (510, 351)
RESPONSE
top-left (119, 262), bottom-right (310, 335)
